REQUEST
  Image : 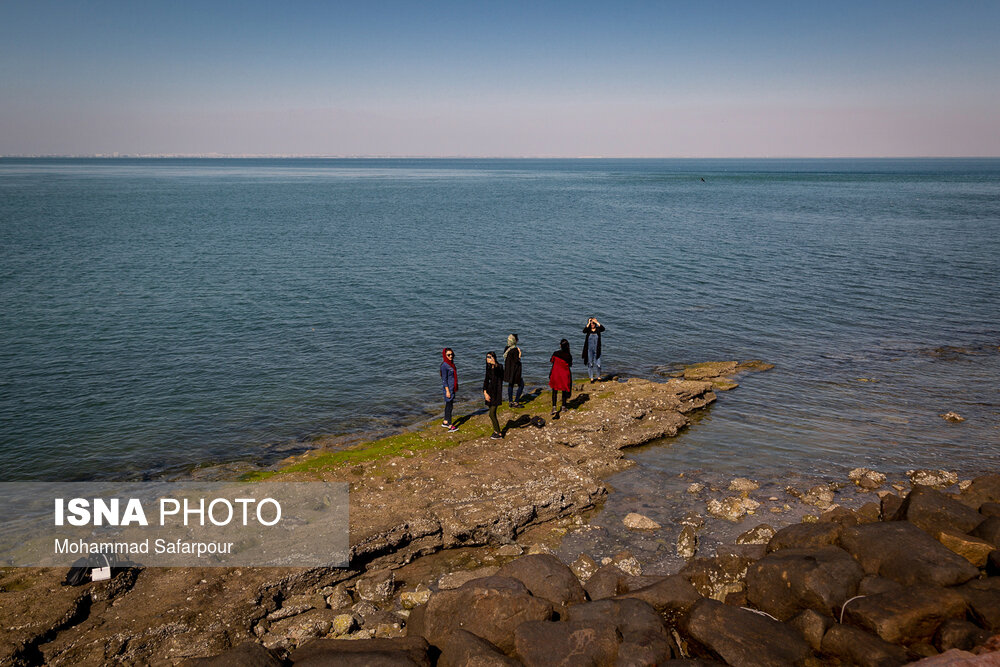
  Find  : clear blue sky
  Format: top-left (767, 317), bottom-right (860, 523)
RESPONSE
top-left (2, 0), bottom-right (998, 156)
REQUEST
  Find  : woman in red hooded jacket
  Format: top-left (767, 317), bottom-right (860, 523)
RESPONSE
top-left (548, 339), bottom-right (573, 419)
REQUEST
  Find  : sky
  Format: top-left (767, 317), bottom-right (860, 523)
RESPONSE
top-left (1, 0), bottom-right (998, 157)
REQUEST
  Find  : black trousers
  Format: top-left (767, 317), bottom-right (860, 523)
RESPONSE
top-left (489, 404), bottom-right (501, 433)
top-left (444, 400), bottom-right (454, 424)
top-left (551, 389), bottom-right (569, 409)
top-left (508, 378), bottom-right (524, 403)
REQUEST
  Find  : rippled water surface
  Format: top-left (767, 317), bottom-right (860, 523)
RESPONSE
top-left (1, 158), bottom-right (998, 481)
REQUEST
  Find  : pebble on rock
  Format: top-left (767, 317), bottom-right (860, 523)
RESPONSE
top-left (623, 512), bottom-right (661, 531)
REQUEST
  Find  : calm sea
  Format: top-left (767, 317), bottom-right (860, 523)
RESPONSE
top-left (1, 158), bottom-right (998, 482)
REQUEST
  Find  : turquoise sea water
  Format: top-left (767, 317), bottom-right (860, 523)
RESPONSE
top-left (1, 158), bottom-right (998, 482)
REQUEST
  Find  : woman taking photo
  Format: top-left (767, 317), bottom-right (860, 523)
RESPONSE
top-left (503, 333), bottom-right (524, 408)
top-left (440, 348), bottom-right (458, 432)
top-left (548, 339), bottom-right (573, 419)
top-left (483, 352), bottom-right (505, 440)
top-left (582, 317), bottom-right (605, 383)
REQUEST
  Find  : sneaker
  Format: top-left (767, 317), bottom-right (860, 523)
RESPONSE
top-left (447, 425), bottom-right (458, 432)
top-left (441, 422), bottom-right (451, 428)
top-left (552, 411), bottom-right (560, 420)
top-left (490, 432), bottom-right (502, 440)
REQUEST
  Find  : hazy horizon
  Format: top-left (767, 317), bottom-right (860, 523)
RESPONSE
top-left (3, 1), bottom-right (998, 158)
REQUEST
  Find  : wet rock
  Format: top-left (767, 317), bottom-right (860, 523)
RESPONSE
top-left (584, 563), bottom-right (631, 600)
top-left (881, 492), bottom-right (904, 519)
top-left (789, 608), bottom-right (832, 652)
top-left (687, 483), bottom-right (706, 494)
top-left (959, 474), bottom-right (1000, 511)
top-left (623, 512), bottom-right (661, 531)
top-left (717, 544), bottom-right (767, 561)
top-left (892, 486), bottom-right (985, 536)
top-left (766, 521), bottom-right (842, 553)
top-left (736, 523), bottom-right (775, 545)
top-left (954, 577), bottom-right (1000, 633)
top-left (611, 551), bottom-right (643, 577)
top-left (746, 546), bottom-right (865, 621)
top-left (940, 412), bottom-right (965, 423)
top-left (356, 569), bottom-right (395, 603)
top-left (850, 468), bottom-right (887, 490)
top-left (615, 574), bottom-right (702, 621)
top-left (184, 642), bottom-right (284, 666)
top-left (680, 598), bottom-right (811, 667)
top-left (857, 501), bottom-right (882, 523)
top-left (973, 517), bottom-right (1000, 547)
top-left (802, 484), bottom-right (837, 509)
top-left (843, 585), bottom-right (968, 645)
top-left (422, 576), bottom-right (553, 654)
top-left (678, 525), bottom-right (698, 558)
top-left (935, 618), bottom-right (990, 652)
top-left (937, 528), bottom-right (995, 567)
top-left (820, 624), bottom-right (909, 667)
top-left (437, 566), bottom-right (500, 590)
top-left (570, 553), bottom-right (598, 583)
top-left (839, 522), bottom-right (979, 587)
top-left (683, 361), bottom-right (738, 380)
top-left (680, 511), bottom-right (705, 528)
top-left (262, 608), bottom-right (341, 649)
top-left (680, 553), bottom-right (754, 601)
top-left (289, 637), bottom-right (431, 666)
top-left (908, 470), bottom-right (959, 489)
top-left (819, 506), bottom-right (860, 526)
top-left (729, 477), bottom-right (759, 493)
top-left (564, 599), bottom-right (676, 662)
top-left (494, 544), bottom-right (523, 557)
top-left (706, 496), bottom-right (760, 521)
top-left (400, 585), bottom-right (432, 610)
top-left (496, 554), bottom-right (587, 606)
top-left (438, 629), bottom-right (520, 667)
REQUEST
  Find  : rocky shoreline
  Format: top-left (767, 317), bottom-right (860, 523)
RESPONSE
top-left (4, 360), bottom-right (997, 665)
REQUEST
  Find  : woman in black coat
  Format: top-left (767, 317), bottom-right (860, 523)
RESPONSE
top-left (483, 351), bottom-right (504, 440)
top-left (503, 333), bottom-right (524, 408)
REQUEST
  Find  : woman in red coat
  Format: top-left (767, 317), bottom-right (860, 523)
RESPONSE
top-left (548, 338), bottom-right (573, 419)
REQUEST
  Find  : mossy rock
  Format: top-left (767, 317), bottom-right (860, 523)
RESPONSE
top-left (683, 361), bottom-right (738, 380)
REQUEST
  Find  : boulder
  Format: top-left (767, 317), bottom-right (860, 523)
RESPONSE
top-left (989, 551), bottom-right (1000, 577)
top-left (677, 525), bottom-right (698, 558)
top-left (820, 624), bottom-right (909, 667)
top-left (819, 506), bottom-right (860, 526)
top-left (680, 553), bottom-right (755, 601)
top-left (615, 574), bottom-right (702, 621)
top-left (421, 576), bottom-right (554, 654)
top-left (839, 522), bottom-right (979, 587)
top-left (289, 637), bottom-right (432, 666)
top-left (183, 642), bottom-right (283, 667)
top-left (934, 618), bottom-right (990, 652)
top-left (765, 521), bottom-right (842, 553)
top-left (850, 468), bottom-right (887, 490)
top-left (957, 474), bottom-right (1000, 510)
top-left (496, 554), bottom-right (587, 606)
top-left (623, 512), bottom-right (661, 530)
top-left (954, 577), bottom-right (1000, 633)
top-left (857, 502), bottom-right (882, 524)
top-left (570, 553), bottom-right (598, 583)
top-left (746, 546), bottom-right (865, 620)
top-left (789, 608), bottom-right (832, 652)
top-left (679, 598), bottom-right (811, 667)
top-left (972, 517), bottom-right (1000, 548)
top-left (400, 585), bottom-right (432, 610)
top-left (584, 564), bottom-right (631, 600)
top-left (437, 629), bottom-right (520, 667)
top-left (437, 566), bottom-right (500, 590)
top-left (892, 486), bottom-right (985, 536)
top-left (356, 569), bottom-right (396, 603)
top-left (858, 575), bottom-right (905, 597)
top-left (908, 470), bottom-right (959, 489)
top-left (980, 502), bottom-right (1000, 518)
top-left (514, 620), bottom-right (620, 667)
top-left (937, 528), bottom-right (995, 567)
top-left (736, 523), bottom-right (775, 545)
top-left (843, 585), bottom-right (968, 645)
top-left (611, 551), bottom-right (643, 577)
top-left (881, 493), bottom-right (904, 520)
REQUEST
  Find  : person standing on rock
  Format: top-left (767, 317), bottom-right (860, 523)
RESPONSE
top-left (582, 317), bottom-right (605, 383)
top-left (503, 333), bottom-right (524, 408)
top-left (483, 351), bottom-right (504, 439)
top-left (440, 348), bottom-right (459, 431)
top-left (549, 339), bottom-right (573, 419)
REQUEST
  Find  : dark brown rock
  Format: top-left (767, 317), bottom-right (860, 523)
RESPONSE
top-left (934, 618), bottom-right (990, 652)
top-left (789, 608), bottom-right (832, 652)
top-left (404, 603), bottom-right (426, 638)
top-left (820, 624), bottom-right (909, 667)
top-left (971, 516), bottom-right (1000, 547)
top-left (746, 546), bottom-right (865, 621)
top-left (679, 598), bottom-right (811, 667)
top-left (724, 590), bottom-right (747, 607)
top-left (182, 642), bottom-right (283, 667)
top-left (843, 585), bottom-right (968, 645)
top-left (989, 551), bottom-right (1000, 577)
top-left (679, 553), bottom-right (754, 601)
top-left (514, 619), bottom-right (620, 667)
top-left (858, 575), bottom-right (905, 597)
top-left (881, 493), bottom-right (903, 520)
top-left (564, 598), bottom-right (674, 653)
top-left (584, 563), bottom-right (630, 600)
top-left (437, 629), bottom-right (520, 667)
top-left (957, 474), bottom-right (1000, 510)
top-left (980, 502), bottom-right (1000, 518)
top-left (614, 574), bottom-right (702, 621)
top-left (496, 554), bottom-right (587, 607)
top-left (857, 502), bottom-right (882, 524)
top-left (422, 576), bottom-right (553, 654)
top-left (839, 522), bottom-right (979, 587)
top-left (819, 506), bottom-right (860, 526)
top-left (954, 577), bottom-right (1000, 633)
top-left (765, 522), bottom-right (842, 553)
top-left (290, 637), bottom-right (432, 666)
top-left (893, 486), bottom-right (985, 536)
